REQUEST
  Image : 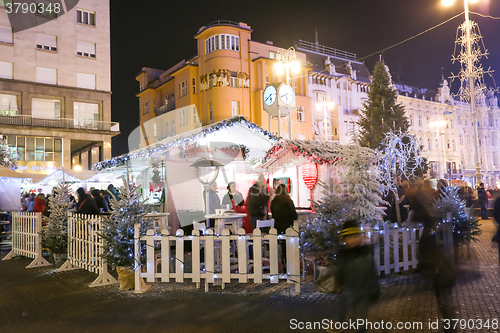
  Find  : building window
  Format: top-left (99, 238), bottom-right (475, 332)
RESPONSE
top-left (450, 119), bottom-right (453, 128)
top-left (0, 94), bottom-right (18, 115)
top-left (459, 135), bottom-right (463, 145)
top-left (165, 121), bottom-right (169, 137)
top-left (270, 52), bottom-right (275, 59)
top-left (32, 98), bottom-right (60, 119)
top-left (143, 101), bottom-right (149, 115)
top-left (192, 78), bottom-right (196, 94)
top-left (426, 116), bottom-right (430, 126)
top-left (427, 138), bottom-right (431, 151)
top-left (36, 33), bottom-right (57, 51)
top-left (409, 114), bottom-right (413, 126)
top-left (37, 0), bottom-right (58, 18)
top-left (181, 108), bottom-right (188, 125)
top-left (171, 119), bottom-right (176, 136)
top-left (209, 102), bottom-right (213, 122)
top-left (77, 9), bottom-right (95, 26)
top-left (418, 115), bottom-right (421, 126)
top-left (452, 140), bottom-right (456, 151)
top-left (0, 61), bottom-right (13, 79)
top-left (265, 75), bottom-right (270, 85)
top-left (73, 102), bottom-right (98, 127)
top-left (208, 74), bottom-right (213, 89)
top-left (0, 26), bottom-right (13, 44)
top-left (231, 101), bottom-right (240, 117)
top-left (77, 73), bottom-right (96, 90)
top-left (296, 106), bottom-right (305, 122)
top-left (36, 67), bottom-right (57, 84)
top-left (153, 98), bottom-right (156, 111)
top-left (205, 34), bottom-right (239, 54)
top-left (7, 135), bottom-right (62, 163)
top-left (77, 40), bottom-right (96, 58)
top-left (153, 123), bottom-right (157, 137)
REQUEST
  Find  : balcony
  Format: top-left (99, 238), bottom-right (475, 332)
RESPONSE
top-left (0, 114), bottom-right (119, 132)
top-left (155, 103), bottom-right (176, 116)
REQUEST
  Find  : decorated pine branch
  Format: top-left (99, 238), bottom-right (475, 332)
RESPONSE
top-left (435, 184), bottom-right (482, 245)
top-left (0, 134), bottom-right (17, 169)
top-left (40, 179), bottom-right (73, 253)
top-left (378, 130), bottom-right (425, 224)
top-left (99, 166), bottom-right (151, 268)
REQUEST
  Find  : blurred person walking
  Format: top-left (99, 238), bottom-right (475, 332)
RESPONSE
top-left (478, 183), bottom-right (489, 219)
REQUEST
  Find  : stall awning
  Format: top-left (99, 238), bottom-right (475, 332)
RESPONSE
top-left (0, 165), bottom-right (45, 182)
top-left (36, 169), bottom-right (96, 186)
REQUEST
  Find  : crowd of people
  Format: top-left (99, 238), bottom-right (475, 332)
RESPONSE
top-left (20, 184), bottom-right (121, 217)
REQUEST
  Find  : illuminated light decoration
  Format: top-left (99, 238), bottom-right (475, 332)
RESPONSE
top-left (302, 163), bottom-right (318, 209)
top-left (93, 116), bottom-right (278, 171)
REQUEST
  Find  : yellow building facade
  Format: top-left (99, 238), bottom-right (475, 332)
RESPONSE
top-left (136, 21), bottom-right (312, 147)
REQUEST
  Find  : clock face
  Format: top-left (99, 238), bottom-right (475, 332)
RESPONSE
top-left (263, 85), bottom-right (277, 106)
top-left (279, 84), bottom-right (294, 104)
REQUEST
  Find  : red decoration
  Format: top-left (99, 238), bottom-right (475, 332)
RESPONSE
top-left (302, 163), bottom-right (318, 190)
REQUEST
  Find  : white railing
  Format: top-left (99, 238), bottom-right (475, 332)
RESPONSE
top-left (58, 213), bottom-right (117, 288)
top-left (370, 218), bottom-right (453, 275)
top-left (2, 212), bottom-right (51, 268)
top-left (0, 114), bottom-right (119, 132)
top-left (134, 225), bottom-right (301, 294)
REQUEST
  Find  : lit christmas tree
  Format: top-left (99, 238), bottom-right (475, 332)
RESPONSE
top-left (0, 134), bottom-right (17, 168)
top-left (100, 166), bottom-right (150, 267)
top-left (435, 184), bottom-right (481, 245)
top-left (40, 179), bottom-right (73, 253)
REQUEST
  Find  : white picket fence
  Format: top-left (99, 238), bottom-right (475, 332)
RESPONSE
top-left (134, 225), bottom-right (301, 294)
top-left (58, 213), bottom-right (117, 287)
top-left (368, 218), bottom-right (453, 275)
top-left (2, 212), bottom-right (51, 268)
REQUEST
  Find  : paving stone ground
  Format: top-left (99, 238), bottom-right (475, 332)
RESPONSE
top-left (1, 219), bottom-right (499, 333)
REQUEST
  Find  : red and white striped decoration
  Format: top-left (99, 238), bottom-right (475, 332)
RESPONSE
top-left (302, 163), bottom-right (318, 190)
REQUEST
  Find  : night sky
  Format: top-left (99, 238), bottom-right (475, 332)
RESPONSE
top-left (109, 0), bottom-right (500, 157)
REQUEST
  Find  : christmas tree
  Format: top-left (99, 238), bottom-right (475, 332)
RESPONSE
top-left (100, 167), bottom-right (150, 267)
top-left (40, 179), bottom-right (73, 253)
top-left (0, 134), bottom-right (17, 168)
top-left (303, 141), bottom-right (386, 261)
top-left (358, 61), bottom-right (409, 149)
top-left (435, 184), bottom-right (481, 245)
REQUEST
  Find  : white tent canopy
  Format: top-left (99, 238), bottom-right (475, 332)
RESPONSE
top-left (36, 169), bottom-right (96, 186)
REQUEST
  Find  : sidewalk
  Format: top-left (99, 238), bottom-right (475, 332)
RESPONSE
top-left (0, 219), bottom-right (499, 333)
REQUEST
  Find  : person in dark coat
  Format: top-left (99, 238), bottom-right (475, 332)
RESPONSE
top-left (107, 184), bottom-right (120, 202)
top-left (414, 189), bottom-right (456, 332)
top-left (478, 183), bottom-right (489, 219)
top-left (494, 196), bottom-right (500, 264)
top-left (270, 184), bottom-right (297, 234)
top-left (246, 182), bottom-right (270, 229)
top-left (92, 189), bottom-right (109, 212)
top-left (221, 182), bottom-right (244, 207)
top-left (76, 187), bottom-right (100, 215)
top-left (270, 184), bottom-right (297, 270)
top-left (335, 220), bottom-right (380, 333)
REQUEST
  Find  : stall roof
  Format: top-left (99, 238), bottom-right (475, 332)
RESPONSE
top-left (94, 116), bottom-right (280, 172)
top-left (261, 139), bottom-right (374, 168)
top-left (36, 169), bottom-right (96, 186)
top-left (0, 166), bottom-right (45, 182)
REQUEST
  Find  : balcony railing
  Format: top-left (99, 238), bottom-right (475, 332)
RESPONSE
top-left (155, 103), bottom-right (176, 116)
top-left (0, 114), bottom-right (119, 132)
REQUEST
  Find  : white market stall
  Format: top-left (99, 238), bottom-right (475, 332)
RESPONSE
top-left (93, 116), bottom-right (279, 232)
top-left (260, 140), bottom-right (345, 208)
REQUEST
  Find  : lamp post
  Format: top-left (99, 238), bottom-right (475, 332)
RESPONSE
top-left (443, 0), bottom-right (482, 184)
top-left (315, 100), bottom-right (335, 140)
top-left (429, 120), bottom-right (447, 179)
top-left (275, 47), bottom-right (300, 138)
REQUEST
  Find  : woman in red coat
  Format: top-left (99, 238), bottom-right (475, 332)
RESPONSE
top-left (33, 193), bottom-right (46, 213)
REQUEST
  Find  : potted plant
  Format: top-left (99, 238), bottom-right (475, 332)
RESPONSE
top-left (100, 167), bottom-right (150, 290)
top-left (40, 180), bottom-right (72, 267)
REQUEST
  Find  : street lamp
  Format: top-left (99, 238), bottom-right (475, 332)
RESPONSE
top-left (275, 47), bottom-right (300, 138)
top-left (315, 100), bottom-right (335, 140)
top-left (443, 0), bottom-right (482, 184)
top-left (429, 120), bottom-right (447, 179)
